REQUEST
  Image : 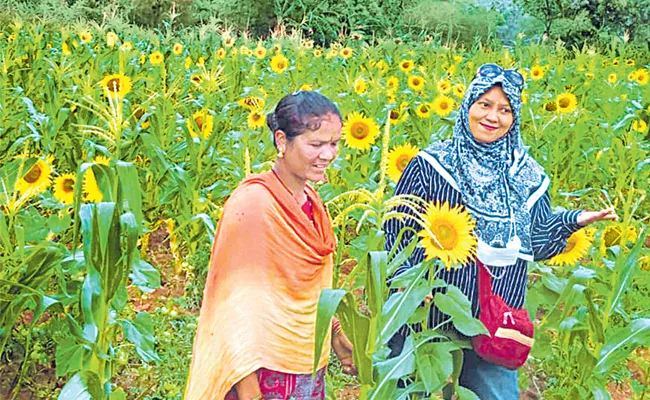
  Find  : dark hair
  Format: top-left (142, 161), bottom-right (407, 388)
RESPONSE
top-left (267, 91), bottom-right (342, 147)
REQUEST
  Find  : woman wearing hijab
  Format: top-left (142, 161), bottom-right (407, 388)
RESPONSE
top-left (385, 64), bottom-right (617, 399)
top-left (185, 91), bottom-right (355, 400)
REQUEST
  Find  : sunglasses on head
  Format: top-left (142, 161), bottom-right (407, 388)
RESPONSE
top-left (476, 63), bottom-right (524, 88)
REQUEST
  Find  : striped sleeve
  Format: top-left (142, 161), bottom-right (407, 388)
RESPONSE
top-left (530, 191), bottom-right (583, 261)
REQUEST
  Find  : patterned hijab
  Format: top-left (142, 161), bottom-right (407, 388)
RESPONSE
top-left (422, 64), bottom-right (550, 266)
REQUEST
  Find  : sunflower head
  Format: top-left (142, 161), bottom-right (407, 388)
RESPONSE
top-left (632, 119), bottom-right (647, 133)
top-left (431, 95), bottom-right (455, 117)
top-left (636, 69), bottom-right (649, 86)
top-left (270, 54), bottom-right (289, 74)
top-left (15, 157), bottom-right (53, 195)
top-left (398, 60), bottom-right (414, 73)
top-left (100, 73), bottom-right (132, 98)
top-left (548, 230), bottom-right (593, 266)
top-left (238, 96), bottom-right (265, 111)
top-left (83, 168), bottom-right (103, 203)
top-left (608, 73), bottom-right (617, 84)
top-left (386, 76), bottom-right (399, 92)
top-left (79, 31), bottom-right (92, 43)
top-left (354, 77), bottom-right (367, 95)
top-left (417, 202), bottom-right (477, 269)
top-left (415, 103), bottom-right (432, 119)
top-left (187, 109), bottom-right (215, 139)
top-left (54, 173), bottom-right (76, 205)
top-left (556, 92), bottom-right (578, 114)
top-left (387, 143), bottom-right (419, 182)
top-left (340, 47), bottom-right (353, 59)
top-left (254, 45), bottom-right (267, 59)
top-left (530, 65), bottom-right (545, 80)
top-left (106, 32), bottom-right (118, 47)
top-left (173, 42), bottom-right (184, 55)
top-left (149, 51), bottom-right (164, 65)
top-left (342, 111), bottom-right (379, 151)
top-left (247, 110), bottom-right (266, 130)
top-left (408, 75), bottom-right (425, 92)
top-left (437, 79), bottom-right (452, 94)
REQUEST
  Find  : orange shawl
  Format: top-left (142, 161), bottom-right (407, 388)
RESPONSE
top-left (184, 172), bottom-right (336, 400)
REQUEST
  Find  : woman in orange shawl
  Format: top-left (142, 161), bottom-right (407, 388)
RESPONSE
top-left (185, 91), bottom-right (355, 400)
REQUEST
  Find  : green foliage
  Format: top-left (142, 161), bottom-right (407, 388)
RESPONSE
top-left (403, 0), bottom-right (504, 46)
top-left (515, 0), bottom-right (650, 48)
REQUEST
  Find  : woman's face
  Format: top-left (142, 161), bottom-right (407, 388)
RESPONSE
top-left (278, 113), bottom-right (342, 182)
top-left (468, 85), bottom-right (514, 144)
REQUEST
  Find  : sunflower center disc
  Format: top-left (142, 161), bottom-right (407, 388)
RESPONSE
top-left (396, 155), bottom-right (411, 172)
top-left (107, 78), bottom-right (121, 92)
top-left (434, 223), bottom-right (458, 250)
top-left (351, 122), bottom-right (368, 139)
top-left (24, 164), bottom-right (43, 183)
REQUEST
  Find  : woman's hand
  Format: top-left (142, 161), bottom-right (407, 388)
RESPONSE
top-left (577, 207), bottom-right (618, 226)
top-left (332, 332), bottom-right (358, 375)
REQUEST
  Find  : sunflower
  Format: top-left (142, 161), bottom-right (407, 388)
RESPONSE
top-left (530, 65), bottom-right (545, 80)
top-left (437, 79), bottom-right (452, 95)
top-left (301, 39), bottom-right (314, 49)
top-left (600, 224), bottom-right (637, 256)
top-left (93, 155), bottom-right (110, 166)
top-left (632, 119), bottom-right (647, 133)
top-left (62, 42), bottom-right (71, 56)
top-left (608, 73), bottom-right (617, 83)
top-left (254, 45), bottom-right (267, 59)
top-left (325, 49), bottom-right (338, 59)
top-left (53, 173), bottom-right (76, 205)
top-left (100, 73), bottom-right (132, 98)
top-left (418, 202), bottom-right (477, 269)
top-left (354, 77), bottom-right (367, 95)
top-left (556, 92), bottom-right (577, 114)
top-left (134, 107), bottom-right (150, 129)
top-left (106, 32), bottom-right (118, 48)
top-left (625, 59), bottom-right (636, 66)
top-left (389, 102), bottom-right (409, 125)
top-left (398, 59), bottom-right (415, 73)
top-left (628, 71), bottom-right (638, 81)
top-left (452, 83), bottom-right (465, 98)
top-left (518, 69), bottom-right (528, 81)
top-left (149, 51), bottom-right (164, 65)
top-left (340, 47), bottom-right (353, 59)
top-left (190, 74), bottom-right (203, 84)
top-left (374, 60), bottom-right (389, 74)
top-left (238, 96), bottom-right (265, 111)
top-left (173, 42), bottom-right (184, 55)
top-left (15, 157), bottom-right (53, 195)
top-left (415, 103), bottom-right (432, 119)
top-left (612, 59), bottom-right (620, 66)
top-left (239, 46), bottom-right (251, 57)
top-left (342, 112), bottom-right (379, 151)
top-left (636, 69), bottom-right (649, 86)
top-left (313, 49), bottom-right (323, 58)
top-left (247, 110), bottom-right (266, 130)
top-left (222, 36), bottom-right (235, 48)
top-left (387, 143), bottom-right (419, 182)
top-left (270, 54), bottom-right (289, 74)
top-left (299, 83), bottom-right (313, 91)
top-left (548, 230), bottom-right (592, 266)
top-left (431, 95), bottom-right (455, 117)
top-left (521, 91), bottom-right (529, 104)
top-left (386, 76), bottom-right (399, 92)
top-left (544, 101), bottom-right (558, 112)
top-left (83, 168), bottom-right (103, 203)
top-left (408, 75), bottom-right (425, 91)
top-left (119, 42), bottom-right (132, 51)
top-left (215, 48), bottom-right (226, 59)
top-left (187, 110), bottom-right (215, 139)
top-left (79, 31), bottom-right (92, 43)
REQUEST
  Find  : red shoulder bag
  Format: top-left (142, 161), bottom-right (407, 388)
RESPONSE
top-left (471, 260), bottom-right (535, 370)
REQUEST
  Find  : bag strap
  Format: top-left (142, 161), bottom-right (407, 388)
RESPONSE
top-left (476, 259), bottom-right (493, 307)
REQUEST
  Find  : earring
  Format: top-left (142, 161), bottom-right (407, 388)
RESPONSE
top-left (278, 150), bottom-right (284, 158)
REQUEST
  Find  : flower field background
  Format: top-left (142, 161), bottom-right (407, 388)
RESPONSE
top-left (0, 19), bottom-right (649, 400)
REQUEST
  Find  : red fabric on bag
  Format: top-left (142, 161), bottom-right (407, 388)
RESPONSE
top-left (472, 260), bottom-right (534, 370)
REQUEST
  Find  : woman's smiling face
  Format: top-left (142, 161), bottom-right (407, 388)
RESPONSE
top-left (468, 85), bottom-right (514, 144)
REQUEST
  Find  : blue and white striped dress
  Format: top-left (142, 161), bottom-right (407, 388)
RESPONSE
top-left (384, 153), bottom-right (583, 329)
